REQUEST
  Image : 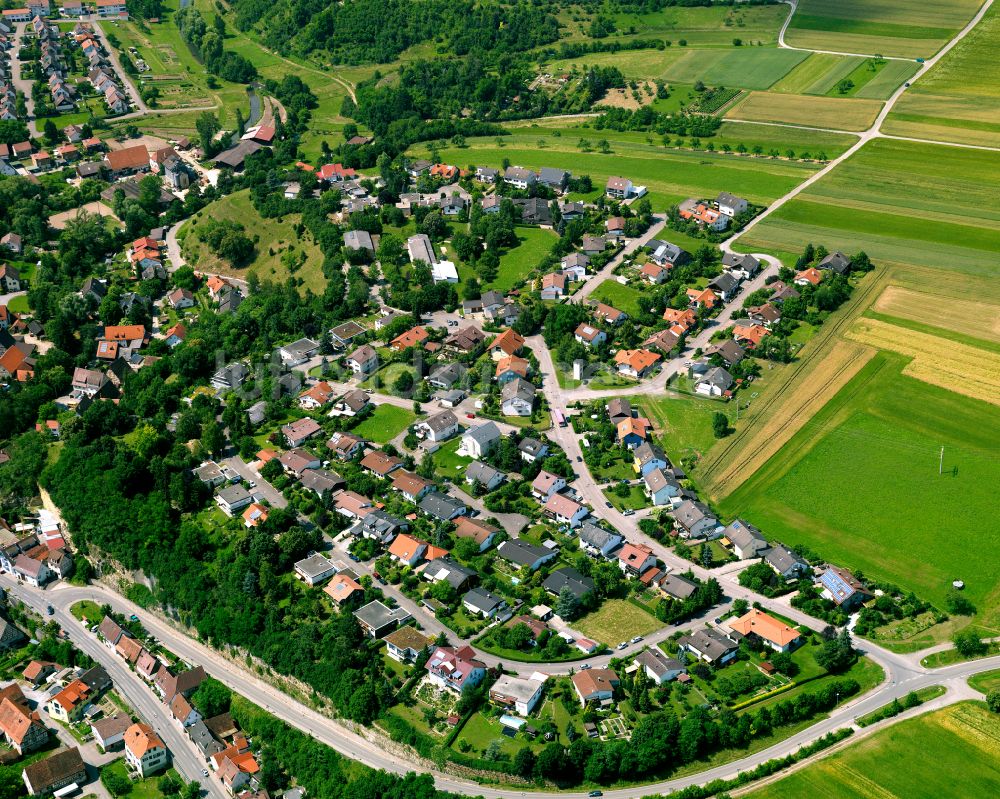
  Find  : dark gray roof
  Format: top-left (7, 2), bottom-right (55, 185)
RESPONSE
top-left (418, 492), bottom-right (467, 520)
top-left (498, 539), bottom-right (554, 568)
top-left (353, 600), bottom-right (409, 631)
top-left (708, 272), bottom-right (740, 293)
top-left (635, 647), bottom-right (685, 678)
top-left (542, 567), bottom-right (595, 599)
top-left (466, 461), bottom-right (504, 485)
top-left (465, 421), bottom-right (501, 446)
top-left (727, 519), bottom-right (766, 551)
top-left (187, 719), bottom-right (224, 757)
top-left (818, 251), bottom-right (851, 274)
top-left (577, 522), bottom-right (621, 551)
top-left (659, 573), bottom-right (698, 600)
top-left (463, 588), bottom-right (505, 614)
top-left (518, 437), bottom-right (547, 457)
top-left (679, 628), bottom-right (739, 661)
top-left (424, 557), bottom-right (476, 589)
top-left (764, 545), bottom-right (809, 575)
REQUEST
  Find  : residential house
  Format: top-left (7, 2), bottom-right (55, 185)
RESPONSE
top-left (581, 235), bottom-right (606, 255)
top-left (531, 470), bottom-right (566, 502)
top-left (279, 448), bottom-right (322, 478)
top-left (124, 724), bottom-right (168, 777)
top-left (391, 470), bottom-right (433, 503)
top-left (323, 573), bottom-right (364, 607)
top-left (390, 326), bottom-right (429, 352)
top-left (422, 557), bottom-right (476, 591)
top-left (594, 302), bottom-right (627, 326)
top-left (614, 349), bottom-right (660, 379)
top-left (577, 522), bottom-right (622, 558)
top-left (327, 431), bottom-right (365, 460)
top-left (561, 252), bottom-right (590, 282)
top-left (353, 600), bottom-right (411, 639)
top-left (571, 668), bottom-right (619, 706)
top-left (794, 267), bottom-right (823, 287)
top-left (687, 286), bottom-right (719, 310)
top-left (104, 144), bottom-right (149, 177)
top-left (278, 337), bottom-right (319, 367)
top-left (497, 539), bottom-right (557, 572)
top-left (648, 239), bottom-right (690, 268)
top-left (539, 272), bottom-right (566, 301)
top-left (495, 355), bottom-right (530, 384)
top-left (819, 566), bottom-right (873, 610)
top-left (360, 449), bottom-right (403, 478)
top-left (704, 339), bottom-right (746, 367)
top-left (426, 646), bottom-right (486, 693)
top-left (695, 366), bottom-right (733, 397)
top-left (170, 694), bottom-right (201, 727)
top-left (678, 628), bottom-right (740, 665)
top-left (294, 553), bottom-right (337, 586)
top-left (618, 543), bottom-right (655, 577)
top-left (334, 491), bottom-right (375, 520)
top-left (298, 381), bottom-right (335, 410)
top-left (416, 409), bottom-right (459, 442)
top-left (729, 608), bottom-right (802, 653)
top-left (574, 323), bottom-right (606, 348)
top-left (733, 322), bottom-right (769, 349)
top-left (605, 216), bottom-right (625, 238)
top-left (673, 499), bottom-right (718, 539)
top-left (418, 492), bottom-right (467, 522)
top-left (616, 416), bottom-right (651, 448)
top-left (443, 325), bottom-right (486, 355)
top-left (490, 328), bottom-right (524, 360)
top-left (517, 437), bottom-right (548, 463)
top-left (644, 467), bottom-right (680, 506)
top-left (388, 534), bottom-right (428, 567)
top-left (727, 520), bottom-right (768, 560)
top-left (0, 264), bottom-right (20, 292)
top-left (708, 272), bottom-right (741, 302)
top-left (22, 748), bottom-right (87, 796)
top-left (215, 485), bottom-right (252, 516)
top-left (279, 414), bottom-right (325, 448)
top-left (490, 675), bottom-right (545, 716)
top-left (716, 192), bottom-right (748, 218)
top-left (465, 461), bottom-right (505, 491)
top-left (543, 493), bottom-right (588, 529)
top-left (818, 251), bottom-right (851, 275)
top-left (462, 421), bottom-right (501, 458)
top-left (0, 685), bottom-right (47, 754)
top-left (428, 362), bottom-right (467, 390)
top-left (299, 468), bottom-right (344, 498)
top-left (635, 648), bottom-right (685, 685)
top-left (345, 344), bottom-right (378, 375)
top-left (747, 302), bottom-right (781, 328)
top-left (501, 378), bottom-right (535, 416)
top-left (633, 442), bottom-right (669, 477)
top-left (722, 251), bottom-right (761, 280)
top-left (678, 199), bottom-right (728, 231)
top-left (503, 166), bottom-right (535, 190)
top-left (640, 262), bottom-right (669, 285)
top-left (241, 503), bottom-right (268, 528)
top-left (606, 398), bottom-right (633, 426)
top-left (154, 666), bottom-right (205, 704)
top-left (463, 588), bottom-right (506, 619)
top-left (543, 567), bottom-right (595, 601)
top-left (764, 545), bottom-right (811, 580)
top-left (91, 713), bottom-right (130, 751)
top-left (605, 176), bottom-right (633, 199)
top-left (452, 517), bottom-right (499, 552)
top-left (384, 626), bottom-right (432, 664)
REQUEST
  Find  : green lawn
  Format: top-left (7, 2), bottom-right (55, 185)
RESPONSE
top-left (431, 437), bottom-right (473, 477)
top-left (576, 599), bottom-right (661, 645)
top-left (603, 485), bottom-right (649, 512)
top-left (921, 641), bottom-right (1000, 669)
top-left (743, 138), bottom-right (1000, 280)
top-left (638, 392), bottom-right (727, 465)
top-left (70, 600), bottom-right (103, 624)
top-left (351, 405), bottom-right (416, 444)
top-left (969, 668), bottom-right (1000, 695)
top-left (7, 295), bottom-right (30, 313)
top-left (786, 0), bottom-right (984, 58)
top-left (588, 280), bottom-right (648, 317)
top-left (360, 362), bottom-right (418, 394)
top-left (179, 190), bottom-right (328, 293)
top-left (100, 759), bottom-right (181, 799)
top-left (744, 701), bottom-right (1000, 798)
top-left (453, 226), bottom-right (557, 293)
top-left (720, 352), bottom-right (1000, 638)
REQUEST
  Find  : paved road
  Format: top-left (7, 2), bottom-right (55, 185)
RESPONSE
top-left (10, 24), bottom-right (39, 138)
top-left (7, 577), bottom-right (1000, 799)
top-left (574, 215), bottom-right (667, 301)
top-left (0, 576), bottom-right (225, 799)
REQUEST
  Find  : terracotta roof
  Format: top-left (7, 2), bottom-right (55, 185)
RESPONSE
top-left (105, 144), bottom-right (149, 172)
top-left (729, 608), bottom-right (801, 647)
top-left (391, 326), bottom-right (429, 350)
top-left (614, 349), bottom-right (660, 373)
top-left (491, 328), bottom-right (524, 356)
top-left (125, 723), bottom-right (164, 757)
top-left (323, 573), bottom-right (363, 604)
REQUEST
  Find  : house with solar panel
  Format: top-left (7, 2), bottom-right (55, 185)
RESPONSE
top-left (818, 566), bottom-right (873, 611)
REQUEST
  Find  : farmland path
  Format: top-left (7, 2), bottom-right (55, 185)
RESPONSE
top-left (777, 0), bottom-right (925, 61)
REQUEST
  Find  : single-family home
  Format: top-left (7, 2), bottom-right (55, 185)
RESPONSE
top-left (463, 588), bottom-right (507, 619)
top-left (574, 323), bottom-right (606, 348)
top-left (323, 573), bottom-right (364, 606)
top-left (345, 344), bottom-right (378, 376)
top-left (384, 626), bottom-right (433, 663)
top-left (294, 553), bottom-right (337, 586)
top-left (416, 409), bottom-right (459, 442)
top-left (501, 378), bottom-right (535, 416)
top-left (391, 470), bottom-right (433, 503)
top-left (577, 522), bottom-right (622, 558)
top-left (281, 417), bottom-right (323, 447)
top-left (673, 499), bottom-right (718, 539)
top-left (539, 272), bottom-right (566, 301)
top-left (353, 600), bottom-right (411, 638)
top-left (388, 534), bottom-right (428, 567)
top-left (497, 539), bottom-right (557, 572)
top-left (426, 646), bottom-right (486, 693)
top-left (614, 349), bottom-right (660, 379)
top-left (490, 674), bottom-right (545, 716)
top-left (764, 545), bottom-right (811, 580)
top-left (635, 648), bottom-right (686, 685)
top-left (644, 467), bottom-right (680, 506)
top-left (695, 366), bottom-right (733, 397)
top-left (618, 542), bottom-right (656, 577)
top-left (678, 628), bottom-right (740, 665)
top-left (124, 724), bottom-right (168, 777)
top-left (453, 517), bottom-right (499, 552)
top-left (22, 748), bottom-right (87, 796)
top-left (726, 519), bottom-right (768, 560)
top-left (716, 191), bottom-right (748, 218)
top-left (729, 608), bottom-right (802, 653)
top-left (543, 567), bottom-right (595, 601)
top-left (543, 492), bottom-right (588, 529)
top-left (462, 421), bottom-right (501, 458)
top-left (465, 461), bottom-right (505, 491)
top-left (418, 492), bottom-right (467, 522)
top-left (818, 566), bottom-right (873, 610)
top-left (571, 668), bottom-right (619, 706)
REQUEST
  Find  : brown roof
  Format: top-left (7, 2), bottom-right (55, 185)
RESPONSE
top-left (729, 609), bottom-right (801, 647)
top-left (91, 712), bottom-right (130, 741)
top-left (105, 144), bottom-right (149, 172)
top-left (360, 450), bottom-right (402, 476)
top-left (125, 723), bottom-right (164, 757)
top-left (571, 668), bottom-right (619, 698)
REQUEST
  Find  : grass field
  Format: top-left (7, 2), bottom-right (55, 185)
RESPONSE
top-left (179, 190), bottom-right (328, 293)
top-left (884, 4), bottom-right (1000, 147)
top-left (638, 392), bottom-right (726, 464)
top-left (770, 53), bottom-right (864, 95)
top-left (741, 139), bottom-right (1000, 279)
top-left (545, 47), bottom-right (807, 90)
top-left (423, 137), bottom-right (820, 212)
top-left (720, 352), bottom-right (1000, 638)
top-left (559, 4), bottom-right (790, 48)
top-left (350, 405), bottom-right (416, 444)
top-left (725, 91), bottom-right (882, 131)
top-left (575, 599), bottom-right (661, 645)
top-left (588, 280), bottom-right (647, 317)
top-left (785, 0), bottom-right (984, 58)
top-left (746, 702), bottom-right (1000, 798)
top-left (969, 669), bottom-right (1000, 695)
top-left (448, 226), bottom-right (557, 293)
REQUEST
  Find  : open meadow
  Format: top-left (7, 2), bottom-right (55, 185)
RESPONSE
top-left (719, 351), bottom-right (1000, 638)
top-left (178, 190), bottom-right (328, 292)
top-left (740, 138), bottom-right (1000, 279)
top-left (725, 91), bottom-right (881, 131)
top-left (785, 0), bottom-right (984, 59)
top-left (745, 702), bottom-right (1000, 799)
top-left (575, 599), bottom-right (661, 645)
top-left (885, 3), bottom-right (1000, 147)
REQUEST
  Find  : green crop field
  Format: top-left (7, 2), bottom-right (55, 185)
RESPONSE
top-left (637, 392), bottom-right (726, 464)
top-left (547, 46), bottom-right (807, 90)
top-left (179, 190), bottom-right (328, 293)
top-left (424, 136), bottom-right (820, 212)
top-left (745, 702), bottom-right (1000, 798)
top-left (742, 138), bottom-right (1000, 279)
top-left (726, 91), bottom-right (882, 131)
top-left (720, 352), bottom-right (1000, 637)
top-left (854, 59), bottom-right (920, 99)
top-left (885, 4), bottom-right (1000, 147)
top-left (785, 0), bottom-right (984, 58)
top-left (350, 405), bottom-right (416, 444)
top-left (770, 53), bottom-right (863, 95)
top-left (969, 669), bottom-right (1000, 695)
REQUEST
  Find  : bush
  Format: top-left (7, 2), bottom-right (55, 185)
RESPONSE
top-left (953, 629), bottom-right (987, 658)
top-left (101, 769), bottom-right (132, 797)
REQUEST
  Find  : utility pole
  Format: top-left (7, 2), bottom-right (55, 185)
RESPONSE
top-left (939, 446), bottom-right (944, 475)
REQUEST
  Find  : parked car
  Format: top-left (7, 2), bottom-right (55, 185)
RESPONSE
top-left (589, 792), bottom-right (603, 797)
top-left (630, 636), bottom-right (643, 644)
top-left (46, 605), bottom-right (54, 616)
top-left (616, 641), bottom-right (627, 650)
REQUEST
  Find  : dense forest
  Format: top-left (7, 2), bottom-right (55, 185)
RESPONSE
top-left (229, 0), bottom-right (560, 64)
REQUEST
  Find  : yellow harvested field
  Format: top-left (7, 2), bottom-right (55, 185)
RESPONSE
top-left (726, 91), bottom-right (881, 132)
top-left (873, 285), bottom-right (1000, 344)
top-left (702, 338), bottom-right (875, 501)
top-left (845, 317), bottom-right (1000, 405)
